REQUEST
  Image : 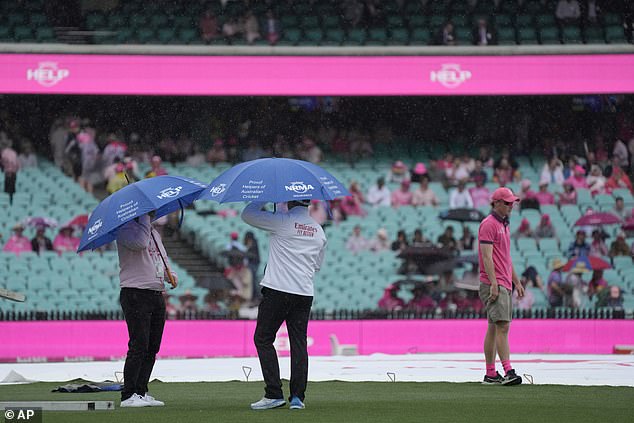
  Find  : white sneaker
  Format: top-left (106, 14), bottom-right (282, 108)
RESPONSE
top-left (120, 393), bottom-right (151, 408)
top-left (250, 397), bottom-right (286, 410)
top-left (142, 394), bottom-right (165, 406)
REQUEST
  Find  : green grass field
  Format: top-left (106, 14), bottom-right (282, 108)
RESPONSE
top-left (1, 381), bottom-right (633, 423)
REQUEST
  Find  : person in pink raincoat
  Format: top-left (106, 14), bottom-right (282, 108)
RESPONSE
top-left (2, 223), bottom-right (32, 255)
top-left (53, 225), bottom-right (80, 254)
top-left (377, 284), bottom-right (405, 311)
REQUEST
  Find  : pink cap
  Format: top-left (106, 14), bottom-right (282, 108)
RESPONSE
top-left (230, 232), bottom-right (239, 240)
top-left (574, 165), bottom-right (585, 174)
top-left (491, 187), bottom-right (519, 203)
top-left (413, 163), bottom-right (427, 175)
top-left (521, 179), bottom-right (531, 189)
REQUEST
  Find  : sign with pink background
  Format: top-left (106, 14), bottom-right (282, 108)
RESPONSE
top-left (1, 54), bottom-right (633, 96)
top-left (0, 320), bottom-right (632, 362)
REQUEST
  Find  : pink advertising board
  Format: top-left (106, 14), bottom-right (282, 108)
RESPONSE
top-left (1, 54), bottom-right (633, 96)
top-left (0, 320), bottom-right (632, 362)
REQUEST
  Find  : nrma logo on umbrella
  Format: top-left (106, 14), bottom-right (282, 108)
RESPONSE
top-left (285, 181), bottom-right (315, 194)
top-left (157, 186), bottom-right (183, 199)
top-left (87, 219), bottom-right (103, 238)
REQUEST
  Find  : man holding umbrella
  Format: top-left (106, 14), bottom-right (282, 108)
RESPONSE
top-left (116, 211), bottom-right (177, 407)
top-left (478, 187), bottom-right (524, 385)
top-left (242, 200), bottom-right (327, 410)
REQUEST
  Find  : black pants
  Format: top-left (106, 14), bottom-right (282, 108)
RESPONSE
top-left (4, 172), bottom-right (16, 203)
top-left (254, 287), bottom-right (312, 402)
top-left (119, 288), bottom-right (166, 401)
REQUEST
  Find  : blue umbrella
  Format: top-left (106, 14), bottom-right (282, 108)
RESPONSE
top-left (78, 175), bottom-right (207, 252)
top-left (197, 158), bottom-right (351, 203)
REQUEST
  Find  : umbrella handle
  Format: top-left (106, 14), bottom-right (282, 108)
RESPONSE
top-left (151, 232), bottom-right (177, 289)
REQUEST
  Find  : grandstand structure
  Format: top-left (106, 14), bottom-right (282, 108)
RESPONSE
top-left (0, 0), bottom-right (633, 323)
top-left (0, 0), bottom-right (631, 46)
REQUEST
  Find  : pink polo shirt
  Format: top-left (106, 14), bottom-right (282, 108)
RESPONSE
top-left (478, 212), bottom-right (513, 290)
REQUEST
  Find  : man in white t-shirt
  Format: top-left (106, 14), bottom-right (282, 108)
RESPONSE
top-left (242, 200), bottom-right (327, 411)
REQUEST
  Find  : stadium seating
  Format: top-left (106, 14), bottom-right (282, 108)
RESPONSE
top-left (0, 0), bottom-right (629, 45)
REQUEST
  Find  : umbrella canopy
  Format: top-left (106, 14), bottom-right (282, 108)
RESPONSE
top-left (574, 212), bottom-right (621, 226)
top-left (77, 175), bottom-right (207, 252)
top-left (22, 216), bottom-right (58, 228)
top-left (622, 218), bottom-right (634, 231)
top-left (439, 208), bottom-right (485, 223)
top-left (66, 214), bottom-right (89, 229)
top-left (562, 255), bottom-right (611, 272)
top-left (197, 158), bottom-right (350, 203)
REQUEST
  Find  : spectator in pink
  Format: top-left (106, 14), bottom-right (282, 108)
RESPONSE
top-left (469, 175), bottom-right (491, 208)
top-left (557, 182), bottom-right (577, 205)
top-left (534, 214), bottom-right (557, 240)
top-left (391, 180), bottom-right (413, 208)
top-left (341, 181), bottom-right (366, 216)
top-left (102, 135), bottom-right (127, 168)
top-left (565, 165), bottom-right (589, 189)
top-left (378, 284), bottom-right (405, 311)
top-left (345, 224), bottom-right (368, 254)
top-left (534, 182), bottom-right (555, 205)
top-left (512, 218), bottom-right (534, 239)
top-left (146, 155), bottom-right (168, 178)
top-left (410, 162), bottom-right (428, 183)
top-left (605, 165), bottom-right (633, 194)
top-left (412, 176), bottom-right (439, 207)
top-left (53, 225), bottom-right (80, 254)
top-left (589, 229), bottom-right (608, 257)
top-left (387, 161), bottom-right (409, 184)
top-left (1, 141), bottom-right (19, 204)
top-left (407, 286), bottom-right (435, 311)
top-left (2, 224), bottom-right (32, 255)
top-left (518, 179), bottom-right (536, 201)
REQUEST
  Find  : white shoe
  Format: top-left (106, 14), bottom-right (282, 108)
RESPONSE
top-left (120, 393), bottom-right (151, 408)
top-left (250, 397), bottom-right (286, 410)
top-left (142, 394), bottom-right (165, 406)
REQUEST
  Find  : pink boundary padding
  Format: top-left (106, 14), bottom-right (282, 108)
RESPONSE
top-left (0, 320), bottom-right (632, 361)
top-left (1, 54), bottom-right (634, 96)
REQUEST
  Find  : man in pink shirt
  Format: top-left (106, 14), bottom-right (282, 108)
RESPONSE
top-left (534, 182), bottom-right (555, 205)
top-left (478, 187), bottom-right (525, 386)
top-left (565, 165), bottom-right (589, 189)
top-left (391, 180), bottom-right (413, 208)
top-left (469, 175), bottom-right (491, 208)
top-left (2, 223), bottom-right (32, 256)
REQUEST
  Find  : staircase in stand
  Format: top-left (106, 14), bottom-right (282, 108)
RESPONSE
top-left (161, 231), bottom-right (225, 287)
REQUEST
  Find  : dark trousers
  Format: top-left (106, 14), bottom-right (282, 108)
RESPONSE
top-left (119, 288), bottom-right (166, 401)
top-left (4, 172), bottom-right (16, 203)
top-left (254, 287), bottom-right (312, 402)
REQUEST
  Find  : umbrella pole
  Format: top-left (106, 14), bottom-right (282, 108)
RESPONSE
top-left (151, 232), bottom-right (177, 289)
